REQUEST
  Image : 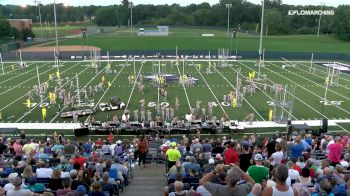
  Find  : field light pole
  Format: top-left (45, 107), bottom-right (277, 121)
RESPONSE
top-left (226, 4), bottom-right (232, 36)
top-left (258, 0), bottom-right (265, 76)
top-left (129, 2), bottom-right (134, 37)
top-left (34, 0), bottom-right (43, 40)
top-left (317, 3), bottom-right (324, 37)
top-left (0, 53), bottom-right (4, 75)
top-left (53, 0), bottom-right (59, 56)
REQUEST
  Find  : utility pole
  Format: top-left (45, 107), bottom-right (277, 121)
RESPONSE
top-left (226, 4), bottom-right (232, 36)
top-left (129, 2), bottom-right (134, 37)
top-left (53, 0), bottom-right (59, 56)
top-left (317, 3), bottom-right (324, 36)
top-left (34, 0), bottom-right (43, 40)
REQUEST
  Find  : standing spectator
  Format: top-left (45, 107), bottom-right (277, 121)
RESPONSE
top-left (191, 138), bottom-right (203, 154)
top-left (266, 137), bottom-right (277, 158)
top-left (291, 136), bottom-right (304, 159)
top-left (202, 139), bottom-right (212, 159)
top-left (73, 152), bottom-right (87, 169)
top-left (270, 143), bottom-right (283, 169)
top-left (22, 140), bottom-right (35, 156)
top-left (13, 139), bottom-right (23, 156)
top-left (224, 142), bottom-right (239, 165)
top-left (327, 136), bottom-right (343, 166)
top-left (166, 142), bottom-right (181, 171)
top-left (64, 139), bottom-right (76, 155)
top-left (212, 141), bottom-right (224, 154)
top-left (247, 154), bottom-right (269, 184)
top-left (262, 164), bottom-right (297, 196)
top-left (138, 135), bottom-right (149, 168)
top-left (0, 138), bottom-right (7, 154)
top-left (51, 141), bottom-right (64, 155)
top-left (239, 143), bottom-right (252, 172)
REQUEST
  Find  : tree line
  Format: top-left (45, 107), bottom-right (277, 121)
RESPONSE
top-left (0, 0), bottom-right (349, 41)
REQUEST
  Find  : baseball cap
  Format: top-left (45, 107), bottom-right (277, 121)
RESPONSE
top-left (171, 142), bottom-right (177, 147)
top-left (254, 154), bottom-right (263, 161)
top-left (117, 140), bottom-right (122, 144)
top-left (208, 158), bottom-right (215, 165)
top-left (77, 185), bottom-right (87, 194)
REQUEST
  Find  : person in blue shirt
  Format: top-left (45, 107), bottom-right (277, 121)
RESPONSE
top-left (82, 141), bottom-right (92, 155)
top-left (291, 136), bottom-right (304, 159)
top-left (184, 156), bottom-right (201, 175)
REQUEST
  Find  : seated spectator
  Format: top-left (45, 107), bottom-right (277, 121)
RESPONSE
top-left (197, 153), bottom-right (208, 168)
top-left (57, 177), bottom-right (78, 196)
top-left (26, 176), bottom-right (46, 193)
top-left (182, 146), bottom-right (194, 160)
top-left (4, 173), bottom-right (26, 191)
top-left (184, 156), bottom-right (201, 175)
top-left (70, 169), bottom-right (88, 190)
top-left (88, 181), bottom-right (105, 196)
top-left (168, 181), bottom-right (188, 196)
top-left (168, 161), bottom-right (186, 180)
top-left (199, 163), bottom-right (255, 196)
top-left (202, 158), bottom-right (215, 174)
top-left (6, 176), bottom-right (32, 196)
top-left (77, 185), bottom-right (87, 196)
top-left (22, 165), bottom-right (34, 182)
top-left (212, 142), bottom-right (224, 154)
top-left (312, 179), bottom-right (334, 196)
top-left (36, 161), bottom-right (53, 178)
top-left (262, 164), bottom-right (298, 196)
top-left (100, 172), bottom-right (115, 196)
top-left (299, 167), bottom-right (313, 186)
top-left (48, 169), bottom-right (63, 191)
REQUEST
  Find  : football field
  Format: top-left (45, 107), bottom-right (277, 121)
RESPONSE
top-left (1, 58), bottom-right (350, 131)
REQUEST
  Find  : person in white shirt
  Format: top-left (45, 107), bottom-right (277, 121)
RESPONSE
top-left (3, 173), bottom-right (27, 192)
top-left (270, 143), bottom-right (284, 167)
top-left (6, 176), bottom-right (32, 196)
top-left (287, 161), bottom-right (300, 186)
top-left (110, 141), bottom-right (118, 156)
top-left (36, 161), bottom-right (53, 178)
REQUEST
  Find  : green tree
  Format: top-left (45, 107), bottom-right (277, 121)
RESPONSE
top-left (332, 5), bottom-right (350, 41)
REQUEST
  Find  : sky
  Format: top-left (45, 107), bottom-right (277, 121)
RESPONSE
top-left (0, 0), bottom-right (347, 7)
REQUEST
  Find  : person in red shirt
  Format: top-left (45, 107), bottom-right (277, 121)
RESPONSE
top-left (291, 157), bottom-right (301, 173)
top-left (73, 153), bottom-right (87, 169)
top-left (224, 142), bottom-right (239, 165)
top-left (107, 133), bottom-right (114, 144)
top-left (327, 136), bottom-right (344, 166)
top-left (95, 138), bottom-right (103, 149)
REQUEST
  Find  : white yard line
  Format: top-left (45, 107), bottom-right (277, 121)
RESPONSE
top-left (227, 64), bottom-right (297, 120)
top-left (211, 64), bottom-right (265, 121)
top-left (237, 61), bottom-right (330, 119)
top-left (0, 62), bottom-right (82, 111)
top-left (175, 62), bottom-right (192, 110)
top-left (191, 61), bottom-right (230, 118)
top-left (271, 61), bottom-right (350, 101)
top-left (0, 62), bottom-right (48, 85)
top-left (265, 62), bottom-right (350, 117)
top-left (50, 65), bottom-right (110, 123)
top-left (15, 64), bottom-right (89, 122)
top-left (125, 63), bottom-right (144, 109)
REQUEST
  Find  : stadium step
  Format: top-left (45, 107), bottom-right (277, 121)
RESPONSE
top-left (122, 163), bottom-right (165, 196)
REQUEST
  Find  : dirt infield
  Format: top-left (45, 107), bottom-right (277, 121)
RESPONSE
top-left (21, 45), bottom-right (101, 52)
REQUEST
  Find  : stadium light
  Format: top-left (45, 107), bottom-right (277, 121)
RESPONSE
top-left (20, 4), bottom-right (27, 8)
top-left (34, 0), bottom-right (44, 40)
top-left (225, 4), bottom-right (232, 36)
top-left (317, 3), bottom-right (324, 37)
top-left (259, 0), bottom-right (265, 58)
top-left (129, 2), bottom-right (134, 37)
top-left (53, 0), bottom-right (59, 56)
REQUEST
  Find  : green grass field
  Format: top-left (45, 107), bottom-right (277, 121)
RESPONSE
top-left (1, 59), bottom-right (350, 133)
